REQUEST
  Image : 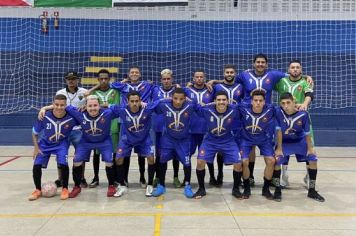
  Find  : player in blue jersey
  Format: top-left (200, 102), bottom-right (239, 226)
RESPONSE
top-left (238, 90), bottom-right (283, 201)
top-left (275, 93), bottom-right (324, 202)
top-left (184, 70), bottom-right (217, 185)
top-left (151, 88), bottom-right (196, 198)
top-left (29, 94), bottom-right (78, 201)
top-left (151, 69), bottom-right (182, 188)
top-left (112, 91), bottom-right (159, 197)
top-left (209, 65), bottom-right (244, 187)
top-left (193, 91), bottom-right (243, 199)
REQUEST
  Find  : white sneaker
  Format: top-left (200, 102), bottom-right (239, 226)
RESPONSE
top-left (145, 185), bottom-right (153, 197)
top-left (114, 185), bottom-right (128, 197)
top-left (280, 165), bottom-right (289, 187)
top-left (303, 174), bottom-right (309, 188)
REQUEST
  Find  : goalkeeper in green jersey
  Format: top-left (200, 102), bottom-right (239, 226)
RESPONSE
top-left (274, 59), bottom-right (314, 188)
top-left (88, 69), bottom-right (121, 188)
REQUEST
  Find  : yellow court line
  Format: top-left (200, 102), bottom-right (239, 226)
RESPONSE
top-left (1, 211), bottom-right (356, 219)
top-left (154, 213), bottom-right (162, 236)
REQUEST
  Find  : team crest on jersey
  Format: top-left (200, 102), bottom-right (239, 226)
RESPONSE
top-left (262, 117), bottom-right (268, 122)
top-left (297, 119), bottom-right (302, 126)
top-left (298, 85), bottom-right (302, 91)
top-left (265, 78), bottom-right (271, 84)
top-left (227, 118), bottom-right (232, 123)
top-left (100, 118), bottom-right (105, 123)
top-left (199, 149), bottom-right (205, 156)
top-left (184, 112), bottom-right (189, 117)
top-left (64, 124), bottom-right (69, 129)
top-left (117, 148), bottom-right (123, 153)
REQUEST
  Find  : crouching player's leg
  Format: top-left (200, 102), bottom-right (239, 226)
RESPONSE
top-left (174, 138), bottom-right (193, 198)
top-left (113, 143), bottom-right (131, 197)
top-left (306, 154), bottom-right (325, 202)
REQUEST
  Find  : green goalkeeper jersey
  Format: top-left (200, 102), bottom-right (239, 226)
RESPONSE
top-left (93, 88), bottom-right (120, 134)
top-left (274, 76), bottom-right (313, 104)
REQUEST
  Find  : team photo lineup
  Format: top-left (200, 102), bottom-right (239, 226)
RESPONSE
top-left (29, 53), bottom-right (325, 203)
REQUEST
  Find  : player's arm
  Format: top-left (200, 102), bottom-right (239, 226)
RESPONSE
top-left (38, 105), bottom-right (53, 120)
top-left (298, 81), bottom-right (314, 111)
top-left (274, 128), bottom-right (283, 157)
top-left (84, 84), bottom-right (100, 97)
top-left (32, 122), bottom-right (43, 159)
top-left (110, 80), bottom-right (127, 91)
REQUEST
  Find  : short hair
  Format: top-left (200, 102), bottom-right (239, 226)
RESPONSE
top-left (54, 94), bottom-right (67, 101)
top-left (64, 71), bottom-right (79, 79)
top-left (194, 69), bottom-right (205, 74)
top-left (129, 65), bottom-right (141, 72)
top-left (86, 95), bottom-right (99, 103)
top-left (280, 92), bottom-right (294, 101)
top-left (289, 59), bottom-right (302, 66)
top-left (253, 53), bottom-right (268, 63)
top-left (97, 69), bottom-right (110, 77)
top-left (251, 90), bottom-right (266, 100)
top-left (214, 91), bottom-right (228, 99)
top-left (172, 88), bottom-right (186, 96)
top-left (223, 64), bottom-right (236, 71)
top-left (127, 90), bottom-right (141, 100)
top-left (161, 68), bottom-right (173, 77)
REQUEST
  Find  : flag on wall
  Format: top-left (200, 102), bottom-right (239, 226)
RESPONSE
top-left (0, 0), bottom-right (32, 6)
top-left (113, 0), bottom-right (188, 7)
top-left (34, 0), bottom-right (111, 7)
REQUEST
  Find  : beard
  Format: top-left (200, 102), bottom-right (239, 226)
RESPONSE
top-left (225, 76), bottom-right (234, 82)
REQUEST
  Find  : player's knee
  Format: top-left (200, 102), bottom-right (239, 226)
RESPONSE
top-left (105, 162), bottom-right (113, 167)
top-left (147, 156), bottom-right (155, 165)
top-left (197, 159), bottom-right (206, 169)
top-left (73, 161), bottom-right (83, 167)
top-left (233, 163), bottom-right (242, 172)
top-left (266, 157), bottom-right (275, 166)
top-left (242, 159), bottom-right (249, 167)
top-left (116, 157), bottom-right (124, 165)
top-left (309, 161), bottom-right (317, 169)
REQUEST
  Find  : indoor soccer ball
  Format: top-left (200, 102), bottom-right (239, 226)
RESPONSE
top-left (41, 181), bottom-right (57, 197)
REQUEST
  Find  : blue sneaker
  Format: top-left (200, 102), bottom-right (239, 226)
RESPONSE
top-left (184, 184), bottom-right (194, 198)
top-left (152, 184), bottom-right (166, 197)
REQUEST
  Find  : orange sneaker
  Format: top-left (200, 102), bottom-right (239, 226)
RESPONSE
top-left (28, 189), bottom-right (41, 201)
top-left (60, 188), bottom-right (69, 200)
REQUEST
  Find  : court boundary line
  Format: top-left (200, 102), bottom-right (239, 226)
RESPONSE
top-left (0, 156), bottom-right (20, 167)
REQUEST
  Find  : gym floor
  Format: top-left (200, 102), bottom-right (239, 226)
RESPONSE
top-left (1, 146), bottom-right (356, 236)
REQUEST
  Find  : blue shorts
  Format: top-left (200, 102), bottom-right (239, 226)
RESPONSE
top-left (240, 139), bottom-right (274, 159)
top-left (189, 133), bottom-right (204, 156)
top-left (160, 135), bottom-right (191, 167)
top-left (116, 136), bottom-right (154, 159)
top-left (74, 138), bottom-right (113, 163)
top-left (277, 139), bottom-right (318, 165)
top-left (197, 138), bottom-right (241, 165)
top-left (69, 129), bottom-right (82, 149)
top-left (34, 141), bottom-right (69, 168)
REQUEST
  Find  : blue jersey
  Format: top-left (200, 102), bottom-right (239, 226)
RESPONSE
top-left (237, 103), bottom-right (275, 144)
top-left (33, 111), bottom-right (77, 149)
top-left (110, 80), bottom-right (155, 104)
top-left (196, 104), bottom-right (237, 143)
top-left (155, 100), bottom-right (195, 140)
top-left (151, 86), bottom-right (175, 132)
top-left (213, 82), bottom-right (243, 131)
top-left (185, 86), bottom-right (214, 134)
top-left (275, 107), bottom-right (310, 143)
top-left (66, 106), bottom-right (118, 143)
top-left (111, 101), bottom-right (159, 145)
top-left (237, 69), bottom-right (286, 104)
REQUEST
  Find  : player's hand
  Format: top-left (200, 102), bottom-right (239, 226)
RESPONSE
top-left (186, 82), bottom-right (193, 88)
top-left (121, 78), bottom-right (129, 83)
top-left (83, 91), bottom-right (91, 98)
top-left (38, 109), bottom-right (46, 120)
top-left (78, 105), bottom-right (87, 112)
top-left (102, 101), bottom-right (109, 108)
top-left (141, 102), bottom-right (147, 108)
top-left (175, 83), bottom-right (181, 88)
top-left (305, 75), bottom-right (314, 86)
top-left (33, 146), bottom-right (43, 160)
top-left (205, 81), bottom-right (214, 92)
top-left (298, 103), bottom-right (308, 111)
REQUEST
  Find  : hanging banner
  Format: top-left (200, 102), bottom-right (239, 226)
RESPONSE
top-left (113, 0), bottom-right (188, 7)
top-left (34, 0), bottom-right (111, 7)
top-left (0, 0), bottom-right (31, 6)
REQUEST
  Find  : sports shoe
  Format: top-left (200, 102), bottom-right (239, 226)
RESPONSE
top-left (184, 184), bottom-right (194, 198)
top-left (307, 189), bottom-right (325, 202)
top-left (173, 177), bottom-right (182, 188)
top-left (89, 178), bottom-right (99, 188)
top-left (80, 178), bottom-right (88, 188)
top-left (54, 179), bottom-right (62, 188)
top-left (304, 174), bottom-right (309, 188)
top-left (69, 186), bottom-right (81, 198)
top-left (249, 177), bottom-right (255, 187)
top-left (145, 185), bottom-right (153, 197)
top-left (140, 177), bottom-right (147, 188)
top-left (60, 188), bottom-right (69, 200)
top-left (232, 188), bottom-right (243, 199)
top-left (152, 184), bottom-right (166, 197)
top-left (107, 185), bottom-right (116, 197)
top-left (153, 178), bottom-right (159, 188)
top-left (262, 187), bottom-right (273, 200)
top-left (242, 185), bottom-right (251, 199)
top-left (28, 189), bottom-right (41, 201)
top-left (193, 188), bottom-right (206, 199)
top-left (209, 177), bottom-right (217, 186)
top-left (215, 175), bottom-right (223, 187)
top-left (273, 188), bottom-right (282, 202)
top-left (114, 185), bottom-right (128, 197)
top-left (280, 165), bottom-right (289, 187)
